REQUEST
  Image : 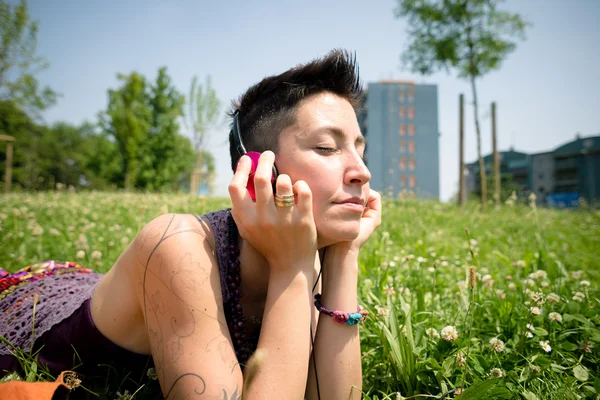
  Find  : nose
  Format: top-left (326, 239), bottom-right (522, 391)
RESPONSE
top-left (344, 150), bottom-right (371, 186)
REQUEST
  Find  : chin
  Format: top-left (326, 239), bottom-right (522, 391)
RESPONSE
top-left (316, 221), bottom-right (361, 247)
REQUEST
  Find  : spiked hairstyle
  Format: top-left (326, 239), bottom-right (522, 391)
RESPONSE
top-left (228, 49), bottom-right (363, 171)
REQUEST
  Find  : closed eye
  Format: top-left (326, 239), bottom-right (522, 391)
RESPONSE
top-left (316, 147), bottom-right (338, 153)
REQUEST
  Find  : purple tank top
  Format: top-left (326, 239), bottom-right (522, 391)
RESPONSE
top-left (0, 209), bottom-right (251, 373)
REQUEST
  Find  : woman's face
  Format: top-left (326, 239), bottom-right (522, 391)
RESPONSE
top-left (275, 92), bottom-right (371, 248)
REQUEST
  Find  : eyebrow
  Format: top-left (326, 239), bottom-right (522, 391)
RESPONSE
top-left (317, 127), bottom-right (366, 147)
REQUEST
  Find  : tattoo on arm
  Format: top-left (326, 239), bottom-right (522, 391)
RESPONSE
top-left (164, 373), bottom-right (206, 399)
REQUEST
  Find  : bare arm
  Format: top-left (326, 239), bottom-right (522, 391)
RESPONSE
top-left (305, 247), bottom-right (363, 400)
top-left (133, 213), bottom-right (315, 399)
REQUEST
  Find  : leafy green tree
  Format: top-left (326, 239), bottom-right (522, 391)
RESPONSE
top-left (99, 72), bottom-right (152, 191)
top-left (138, 67), bottom-right (193, 191)
top-left (0, 0), bottom-right (57, 116)
top-left (395, 0), bottom-right (529, 210)
top-left (185, 75), bottom-right (221, 195)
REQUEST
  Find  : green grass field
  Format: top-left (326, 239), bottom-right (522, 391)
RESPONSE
top-left (1, 192), bottom-right (599, 399)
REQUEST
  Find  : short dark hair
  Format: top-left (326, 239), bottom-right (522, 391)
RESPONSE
top-left (228, 49), bottom-right (363, 171)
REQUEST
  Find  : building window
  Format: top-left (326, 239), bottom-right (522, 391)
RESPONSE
top-left (408, 124), bottom-right (415, 136)
top-left (400, 140), bottom-right (406, 152)
top-left (398, 89), bottom-right (405, 103)
top-left (409, 158), bottom-right (415, 170)
top-left (408, 107), bottom-right (415, 119)
top-left (400, 157), bottom-right (406, 170)
top-left (398, 107), bottom-right (406, 118)
top-left (408, 141), bottom-right (415, 153)
top-left (400, 175), bottom-right (406, 187)
top-left (408, 95), bottom-right (414, 103)
top-left (399, 124), bottom-right (406, 136)
top-left (409, 175), bottom-right (416, 188)
top-left (408, 85), bottom-right (415, 96)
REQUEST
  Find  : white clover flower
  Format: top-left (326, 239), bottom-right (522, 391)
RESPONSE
top-left (512, 260), bottom-right (526, 268)
top-left (572, 292), bottom-right (585, 302)
top-left (489, 338), bottom-right (505, 353)
top-left (76, 250), bottom-right (86, 259)
top-left (529, 270), bottom-right (548, 281)
top-left (530, 306), bottom-right (542, 315)
top-left (376, 306), bottom-right (389, 317)
top-left (508, 282), bottom-right (517, 291)
top-left (540, 341), bottom-right (552, 352)
top-left (441, 261), bottom-right (449, 267)
top-left (49, 228), bottom-right (61, 236)
top-left (541, 281), bottom-right (549, 288)
top-left (91, 250), bottom-right (102, 260)
top-left (456, 352), bottom-right (466, 367)
top-left (363, 278), bottom-right (373, 288)
top-left (496, 290), bottom-right (506, 300)
top-left (546, 293), bottom-right (560, 304)
top-left (389, 261), bottom-right (397, 268)
top-left (426, 328), bottom-right (440, 340)
top-left (580, 280), bottom-right (590, 287)
top-left (489, 368), bottom-right (506, 378)
top-left (527, 324), bottom-right (535, 330)
top-left (571, 270), bottom-right (584, 280)
top-left (548, 312), bottom-right (562, 323)
top-left (385, 286), bottom-right (396, 296)
top-left (441, 326), bottom-right (458, 342)
top-left (416, 256), bottom-right (428, 263)
top-left (528, 291), bottom-right (545, 306)
top-left (121, 236), bottom-right (129, 245)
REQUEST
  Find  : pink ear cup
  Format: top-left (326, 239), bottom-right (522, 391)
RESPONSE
top-left (234, 151), bottom-right (275, 201)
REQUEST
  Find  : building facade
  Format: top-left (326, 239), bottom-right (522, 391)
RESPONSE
top-left (362, 81), bottom-right (439, 200)
top-left (465, 134), bottom-right (600, 207)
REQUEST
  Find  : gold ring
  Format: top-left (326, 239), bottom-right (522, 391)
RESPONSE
top-left (274, 193), bottom-right (294, 207)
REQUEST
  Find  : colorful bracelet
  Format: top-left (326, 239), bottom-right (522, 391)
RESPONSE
top-left (313, 293), bottom-right (369, 326)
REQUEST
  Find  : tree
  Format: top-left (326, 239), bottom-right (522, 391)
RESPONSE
top-left (137, 67), bottom-right (193, 191)
top-left (185, 75), bottom-right (221, 195)
top-left (99, 72), bottom-right (152, 191)
top-left (0, 0), bottom-right (57, 116)
top-left (395, 0), bottom-right (529, 210)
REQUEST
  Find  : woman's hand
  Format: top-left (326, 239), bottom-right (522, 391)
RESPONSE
top-left (327, 188), bottom-right (382, 258)
top-left (228, 151), bottom-right (318, 271)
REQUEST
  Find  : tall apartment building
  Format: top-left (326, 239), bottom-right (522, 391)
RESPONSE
top-left (361, 81), bottom-right (439, 200)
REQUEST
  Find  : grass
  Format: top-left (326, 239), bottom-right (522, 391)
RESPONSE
top-left (1, 191), bottom-right (599, 399)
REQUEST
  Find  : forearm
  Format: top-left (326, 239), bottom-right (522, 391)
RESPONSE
top-left (245, 267), bottom-right (313, 399)
top-left (306, 249), bottom-right (363, 400)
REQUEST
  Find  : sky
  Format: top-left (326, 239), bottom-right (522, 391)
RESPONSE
top-left (27, 0), bottom-right (600, 201)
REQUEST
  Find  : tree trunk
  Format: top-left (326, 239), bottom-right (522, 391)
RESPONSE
top-left (470, 75), bottom-right (487, 211)
top-left (492, 102), bottom-right (500, 206)
top-left (458, 94), bottom-right (465, 206)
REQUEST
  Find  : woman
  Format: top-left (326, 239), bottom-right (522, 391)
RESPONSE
top-left (0, 49), bottom-right (381, 399)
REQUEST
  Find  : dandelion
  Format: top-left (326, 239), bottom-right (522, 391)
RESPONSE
top-left (530, 306), bottom-right (541, 315)
top-left (489, 338), bottom-right (505, 353)
top-left (489, 368), bottom-right (506, 378)
top-left (580, 280), bottom-right (591, 287)
top-left (376, 306), bottom-right (389, 317)
top-left (456, 352), bottom-right (467, 367)
top-left (441, 326), bottom-right (458, 342)
top-left (91, 250), bottom-right (102, 260)
top-left (540, 341), bottom-right (552, 352)
top-left (546, 293), bottom-right (560, 304)
top-left (426, 328), bottom-right (440, 340)
top-left (76, 250), bottom-right (86, 259)
top-left (548, 312), bottom-right (562, 323)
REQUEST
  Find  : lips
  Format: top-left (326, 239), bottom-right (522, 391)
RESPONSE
top-left (336, 197), bottom-right (366, 206)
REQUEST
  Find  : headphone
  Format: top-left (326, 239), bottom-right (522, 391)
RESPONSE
top-left (232, 110), bottom-right (324, 399)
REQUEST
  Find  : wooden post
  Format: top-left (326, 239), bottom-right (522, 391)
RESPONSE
top-left (1, 134), bottom-right (15, 194)
top-left (492, 102), bottom-right (500, 206)
top-left (458, 94), bottom-right (466, 206)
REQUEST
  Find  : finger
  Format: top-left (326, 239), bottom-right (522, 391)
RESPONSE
top-left (292, 180), bottom-right (313, 216)
top-left (275, 174), bottom-right (294, 196)
top-left (229, 155), bottom-right (253, 207)
top-left (364, 189), bottom-right (382, 223)
top-left (254, 151), bottom-right (276, 207)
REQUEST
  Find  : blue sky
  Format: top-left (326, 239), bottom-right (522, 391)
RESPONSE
top-left (29, 0), bottom-right (600, 201)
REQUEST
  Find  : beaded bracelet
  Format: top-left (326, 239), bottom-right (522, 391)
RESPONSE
top-left (314, 293), bottom-right (369, 326)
